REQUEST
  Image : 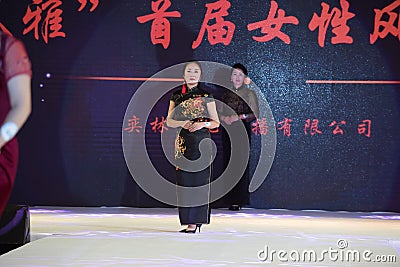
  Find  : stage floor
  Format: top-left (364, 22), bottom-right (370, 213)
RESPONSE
top-left (0, 207), bottom-right (399, 266)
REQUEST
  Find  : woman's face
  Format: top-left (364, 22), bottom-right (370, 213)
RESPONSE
top-left (231, 68), bottom-right (246, 89)
top-left (183, 62), bottom-right (201, 87)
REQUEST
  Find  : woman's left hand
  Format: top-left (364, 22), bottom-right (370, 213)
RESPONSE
top-left (187, 122), bottom-right (204, 132)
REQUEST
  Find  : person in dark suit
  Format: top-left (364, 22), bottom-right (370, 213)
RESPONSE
top-left (219, 63), bottom-right (259, 211)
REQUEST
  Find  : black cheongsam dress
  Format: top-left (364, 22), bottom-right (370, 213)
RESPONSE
top-left (170, 85), bottom-right (214, 225)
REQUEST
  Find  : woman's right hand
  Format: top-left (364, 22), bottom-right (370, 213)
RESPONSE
top-left (229, 115), bottom-right (239, 124)
top-left (182, 120), bottom-right (193, 129)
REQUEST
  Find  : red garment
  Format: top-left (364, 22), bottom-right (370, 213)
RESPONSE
top-left (0, 32), bottom-right (31, 217)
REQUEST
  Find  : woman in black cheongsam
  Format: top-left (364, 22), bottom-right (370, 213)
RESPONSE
top-left (220, 63), bottom-right (259, 211)
top-left (166, 61), bottom-right (220, 233)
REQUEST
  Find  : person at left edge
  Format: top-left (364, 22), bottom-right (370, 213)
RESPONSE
top-left (166, 61), bottom-right (220, 233)
top-left (0, 31), bottom-right (32, 218)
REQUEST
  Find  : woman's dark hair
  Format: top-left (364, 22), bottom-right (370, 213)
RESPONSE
top-left (231, 63), bottom-right (248, 76)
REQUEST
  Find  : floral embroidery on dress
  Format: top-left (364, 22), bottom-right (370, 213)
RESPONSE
top-left (180, 95), bottom-right (205, 119)
top-left (175, 135), bottom-right (186, 159)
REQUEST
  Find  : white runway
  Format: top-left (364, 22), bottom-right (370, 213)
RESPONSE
top-left (0, 207), bottom-right (399, 266)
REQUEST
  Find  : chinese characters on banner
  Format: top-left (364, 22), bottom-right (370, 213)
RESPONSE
top-left (15, 0), bottom-right (400, 45)
top-left (370, 0), bottom-right (400, 43)
top-left (137, 0), bottom-right (400, 49)
top-left (124, 115), bottom-right (372, 138)
top-left (308, 0), bottom-right (355, 47)
top-left (0, 23), bottom-right (12, 35)
top-left (247, 0), bottom-right (299, 45)
top-left (21, 0), bottom-right (99, 43)
top-left (136, 0), bottom-right (181, 49)
top-left (191, 0), bottom-right (235, 49)
top-left (275, 118), bottom-right (372, 138)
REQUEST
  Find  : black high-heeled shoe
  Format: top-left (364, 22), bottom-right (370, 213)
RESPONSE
top-left (179, 224), bottom-right (202, 233)
top-left (229, 204), bottom-right (241, 211)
